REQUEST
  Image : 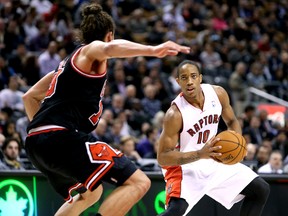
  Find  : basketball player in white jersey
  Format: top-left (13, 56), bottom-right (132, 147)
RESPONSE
top-left (157, 60), bottom-right (270, 216)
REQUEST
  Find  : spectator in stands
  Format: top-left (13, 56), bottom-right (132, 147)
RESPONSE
top-left (0, 76), bottom-right (25, 113)
top-left (0, 137), bottom-right (25, 170)
top-left (119, 135), bottom-right (141, 162)
top-left (107, 118), bottom-right (124, 147)
top-left (258, 150), bottom-right (283, 174)
top-left (126, 98), bottom-right (150, 136)
top-left (243, 116), bottom-right (264, 145)
top-left (199, 42), bottom-right (223, 76)
top-left (109, 66), bottom-right (128, 96)
top-left (22, 53), bottom-right (41, 86)
top-left (90, 118), bottom-right (112, 145)
top-left (246, 62), bottom-right (266, 92)
top-left (245, 143), bottom-right (258, 161)
top-left (258, 109), bottom-right (278, 140)
top-left (255, 145), bottom-right (271, 170)
top-left (110, 93), bottom-right (125, 117)
top-left (228, 61), bottom-right (249, 116)
top-left (241, 105), bottom-right (256, 129)
top-left (272, 130), bottom-right (288, 159)
top-left (16, 115), bottom-right (29, 142)
top-left (124, 84), bottom-right (137, 110)
top-left (8, 43), bottom-right (28, 76)
top-left (243, 143), bottom-right (258, 172)
top-left (0, 55), bottom-right (16, 90)
top-left (141, 83), bottom-right (161, 119)
top-left (0, 133), bottom-right (5, 160)
top-left (38, 40), bottom-right (61, 77)
top-left (136, 126), bottom-right (158, 158)
top-left (143, 139), bottom-right (159, 159)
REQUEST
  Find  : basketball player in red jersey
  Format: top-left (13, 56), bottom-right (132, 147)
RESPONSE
top-left (22, 3), bottom-right (190, 216)
top-left (157, 60), bottom-right (270, 216)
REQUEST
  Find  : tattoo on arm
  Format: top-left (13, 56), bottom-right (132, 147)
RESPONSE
top-left (177, 151), bottom-right (200, 165)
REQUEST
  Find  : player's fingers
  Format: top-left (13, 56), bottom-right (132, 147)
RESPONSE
top-left (210, 152), bottom-right (222, 157)
top-left (210, 145), bottom-right (222, 152)
top-left (179, 46), bottom-right (191, 54)
top-left (166, 50), bottom-right (178, 56)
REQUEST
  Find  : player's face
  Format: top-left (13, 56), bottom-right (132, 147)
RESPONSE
top-left (176, 64), bottom-right (202, 98)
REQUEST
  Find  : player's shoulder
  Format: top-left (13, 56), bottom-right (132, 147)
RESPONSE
top-left (211, 84), bottom-right (227, 96)
top-left (164, 104), bottom-right (182, 122)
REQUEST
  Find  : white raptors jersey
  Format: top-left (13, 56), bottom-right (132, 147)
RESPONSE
top-left (172, 84), bottom-right (221, 153)
top-left (162, 84), bottom-right (258, 215)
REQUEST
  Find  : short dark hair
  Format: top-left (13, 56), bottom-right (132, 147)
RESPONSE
top-left (177, 60), bottom-right (201, 77)
top-left (2, 138), bottom-right (21, 152)
top-left (80, 3), bottom-right (115, 43)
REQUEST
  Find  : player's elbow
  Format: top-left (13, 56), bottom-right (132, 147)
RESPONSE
top-left (157, 153), bottom-right (166, 167)
top-left (22, 91), bottom-right (31, 103)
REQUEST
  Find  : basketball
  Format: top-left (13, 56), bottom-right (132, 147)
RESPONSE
top-left (213, 130), bottom-right (247, 165)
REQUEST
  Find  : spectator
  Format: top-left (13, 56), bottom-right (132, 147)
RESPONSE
top-left (141, 84), bottom-right (161, 119)
top-left (258, 109), bottom-right (278, 140)
top-left (124, 84), bottom-right (137, 110)
top-left (241, 105), bottom-right (256, 129)
top-left (0, 76), bottom-right (24, 113)
top-left (228, 61), bottom-right (249, 116)
top-left (0, 137), bottom-right (25, 170)
top-left (143, 139), bottom-right (159, 159)
top-left (119, 135), bottom-right (141, 162)
top-left (109, 66), bottom-right (127, 96)
top-left (244, 143), bottom-right (258, 161)
top-left (272, 130), bottom-right (288, 159)
top-left (0, 133), bottom-right (5, 160)
top-left (0, 55), bottom-right (16, 90)
top-left (255, 145), bottom-right (271, 170)
top-left (7, 43), bottom-right (28, 76)
top-left (200, 42), bottom-right (223, 75)
top-left (107, 118), bottom-right (124, 147)
top-left (243, 116), bottom-right (264, 145)
top-left (38, 41), bottom-right (61, 77)
top-left (90, 118), bottom-right (112, 145)
top-left (246, 62), bottom-right (266, 91)
top-left (258, 150), bottom-right (283, 174)
top-left (110, 93), bottom-right (125, 117)
top-left (127, 98), bottom-right (150, 136)
top-left (136, 126), bottom-right (158, 158)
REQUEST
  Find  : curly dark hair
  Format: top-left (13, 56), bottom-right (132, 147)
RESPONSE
top-left (80, 3), bottom-right (115, 44)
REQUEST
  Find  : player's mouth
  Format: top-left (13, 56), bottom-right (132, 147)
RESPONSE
top-left (187, 87), bottom-right (195, 93)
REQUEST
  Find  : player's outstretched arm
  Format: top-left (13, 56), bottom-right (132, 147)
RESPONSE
top-left (22, 71), bottom-right (55, 121)
top-left (84, 40), bottom-right (191, 62)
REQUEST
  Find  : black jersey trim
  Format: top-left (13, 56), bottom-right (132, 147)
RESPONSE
top-left (71, 46), bottom-right (107, 78)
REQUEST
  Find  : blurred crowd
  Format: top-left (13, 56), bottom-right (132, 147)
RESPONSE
top-left (0, 0), bottom-right (288, 174)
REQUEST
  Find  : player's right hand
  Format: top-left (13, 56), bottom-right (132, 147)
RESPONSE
top-left (153, 41), bottom-right (191, 58)
top-left (198, 136), bottom-right (222, 159)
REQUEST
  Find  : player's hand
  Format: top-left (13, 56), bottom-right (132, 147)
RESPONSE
top-left (198, 136), bottom-right (222, 159)
top-left (153, 41), bottom-right (190, 58)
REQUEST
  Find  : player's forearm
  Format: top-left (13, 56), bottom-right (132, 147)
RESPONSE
top-left (104, 39), bottom-right (154, 58)
top-left (157, 150), bottom-right (201, 166)
top-left (227, 119), bottom-right (242, 134)
top-left (22, 95), bottom-right (41, 121)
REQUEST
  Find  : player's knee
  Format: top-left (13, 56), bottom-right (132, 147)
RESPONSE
top-left (136, 174), bottom-right (151, 196)
top-left (159, 198), bottom-right (188, 216)
top-left (257, 178), bottom-right (270, 202)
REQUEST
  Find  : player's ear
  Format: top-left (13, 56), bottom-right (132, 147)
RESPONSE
top-left (106, 31), bottom-right (114, 42)
top-left (176, 77), bottom-right (180, 85)
top-left (199, 74), bottom-right (202, 83)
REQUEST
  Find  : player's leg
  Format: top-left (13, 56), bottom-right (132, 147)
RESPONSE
top-left (239, 176), bottom-right (270, 216)
top-left (158, 197), bottom-right (189, 216)
top-left (97, 169), bottom-right (151, 216)
top-left (55, 184), bottom-right (103, 216)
